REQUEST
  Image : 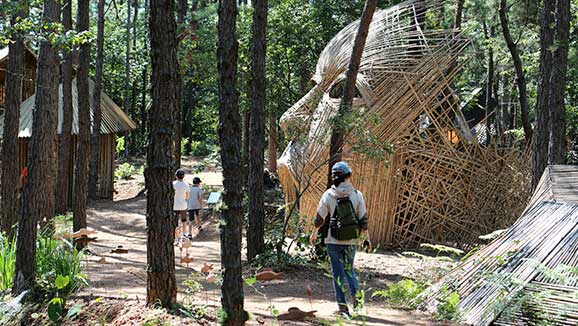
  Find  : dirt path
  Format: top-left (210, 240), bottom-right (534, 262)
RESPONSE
top-left (79, 166), bottom-right (445, 325)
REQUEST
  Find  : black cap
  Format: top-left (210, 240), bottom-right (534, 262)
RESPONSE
top-left (193, 177), bottom-right (202, 184)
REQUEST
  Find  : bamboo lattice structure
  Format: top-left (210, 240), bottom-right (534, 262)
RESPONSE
top-left (277, 0), bottom-right (531, 249)
top-left (421, 165), bottom-right (578, 325)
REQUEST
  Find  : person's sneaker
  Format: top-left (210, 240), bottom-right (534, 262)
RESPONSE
top-left (187, 234), bottom-right (193, 240)
top-left (197, 225), bottom-right (203, 232)
top-left (335, 305), bottom-right (350, 318)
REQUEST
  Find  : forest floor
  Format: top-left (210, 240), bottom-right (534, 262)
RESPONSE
top-left (61, 157), bottom-right (455, 326)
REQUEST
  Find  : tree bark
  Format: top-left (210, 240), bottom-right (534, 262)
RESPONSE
top-left (1, 8), bottom-right (27, 236)
top-left (499, 0), bottom-right (532, 143)
top-left (454, 0), bottom-right (465, 30)
top-left (247, 0), bottom-right (267, 262)
top-left (217, 0), bottom-right (248, 324)
top-left (532, 0), bottom-right (556, 190)
top-left (88, 0), bottom-right (105, 200)
top-left (146, 0), bottom-right (181, 308)
top-left (56, 0), bottom-right (73, 214)
top-left (267, 114), bottom-right (277, 173)
top-left (241, 109), bottom-right (249, 181)
top-left (548, 0), bottom-right (570, 164)
top-left (327, 0), bottom-right (377, 187)
top-left (12, 0), bottom-right (60, 295)
top-left (483, 21), bottom-right (495, 140)
top-left (124, 0), bottom-right (131, 157)
top-left (73, 0), bottom-right (91, 249)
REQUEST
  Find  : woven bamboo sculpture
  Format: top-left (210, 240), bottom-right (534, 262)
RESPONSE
top-left (277, 0), bottom-right (531, 249)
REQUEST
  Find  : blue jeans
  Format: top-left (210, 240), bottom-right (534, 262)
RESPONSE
top-left (326, 244), bottom-right (359, 307)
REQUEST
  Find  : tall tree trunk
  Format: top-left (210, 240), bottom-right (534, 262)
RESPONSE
top-left (88, 0), bottom-right (105, 200)
top-left (327, 0), bottom-right (377, 187)
top-left (499, 0), bottom-right (532, 143)
top-left (267, 113), bottom-right (277, 173)
top-left (501, 73), bottom-right (510, 133)
top-left (532, 0), bottom-right (556, 190)
top-left (241, 109), bottom-right (249, 181)
top-left (146, 0), bottom-right (181, 308)
top-left (454, 0), bottom-right (465, 30)
top-left (483, 21), bottom-right (495, 140)
top-left (56, 0), bottom-right (73, 214)
top-left (1, 8), bottom-right (27, 236)
top-left (183, 83), bottom-right (194, 155)
top-left (217, 0), bottom-right (248, 324)
top-left (124, 0), bottom-right (131, 157)
top-left (73, 0), bottom-right (91, 249)
top-left (548, 0), bottom-right (570, 164)
top-left (12, 0), bottom-right (60, 295)
top-left (247, 0), bottom-right (267, 262)
top-left (129, 0), bottom-right (139, 151)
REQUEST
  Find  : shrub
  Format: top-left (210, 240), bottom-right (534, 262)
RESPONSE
top-left (35, 229), bottom-right (88, 296)
top-left (0, 233), bottom-right (16, 291)
top-left (372, 279), bottom-right (427, 309)
top-left (114, 163), bottom-right (137, 180)
top-left (434, 291), bottom-right (461, 321)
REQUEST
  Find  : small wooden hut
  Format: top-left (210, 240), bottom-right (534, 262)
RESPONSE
top-left (0, 46), bottom-right (136, 202)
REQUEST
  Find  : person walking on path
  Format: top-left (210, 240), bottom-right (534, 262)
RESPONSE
top-left (187, 177), bottom-right (205, 234)
top-left (309, 161), bottom-right (370, 317)
top-left (173, 169), bottom-right (190, 240)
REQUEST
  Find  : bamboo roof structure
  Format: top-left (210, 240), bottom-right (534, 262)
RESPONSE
top-left (421, 165), bottom-right (578, 325)
top-left (277, 0), bottom-right (530, 248)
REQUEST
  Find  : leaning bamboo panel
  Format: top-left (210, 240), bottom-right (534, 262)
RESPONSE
top-left (277, 0), bottom-right (530, 248)
top-left (421, 201), bottom-right (578, 325)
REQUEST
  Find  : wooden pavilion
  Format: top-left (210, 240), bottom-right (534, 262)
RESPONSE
top-left (0, 46), bottom-right (136, 202)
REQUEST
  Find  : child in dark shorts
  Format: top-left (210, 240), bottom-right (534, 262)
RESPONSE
top-left (187, 177), bottom-right (204, 234)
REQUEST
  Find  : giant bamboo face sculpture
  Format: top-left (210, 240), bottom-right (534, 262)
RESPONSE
top-left (278, 0), bottom-right (530, 249)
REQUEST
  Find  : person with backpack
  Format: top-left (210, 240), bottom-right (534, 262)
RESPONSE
top-left (309, 161), bottom-right (370, 317)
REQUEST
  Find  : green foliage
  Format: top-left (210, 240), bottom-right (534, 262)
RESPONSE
top-left (114, 163), bottom-right (139, 180)
top-left (115, 136), bottom-right (126, 156)
top-left (35, 229), bottom-right (88, 296)
top-left (434, 291), bottom-right (461, 321)
top-left (372, 279), bottom-right (427, 309)
top-left (0, 233), bottom-right (16, 291)
top-left (420, 243), bottom-right (464, 257)
top-left (47, 297), bottom-right (65, 322)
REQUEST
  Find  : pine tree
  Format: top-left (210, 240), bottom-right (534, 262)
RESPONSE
top-left (1, 6), bottom-right (28, 236)
top-left (12, 0), bottom-right (60, 295)
top-left (247, 0), bottom-right (267, 262)
top-left (146, 0), bottom-right (181, 307)
top-left (217, 0), bottom-right (248, 323)
top-left (73, 0), bottom-right (91, 248)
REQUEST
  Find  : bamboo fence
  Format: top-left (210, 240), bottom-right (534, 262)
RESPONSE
top-left (421, 165), bottom-right (578, 325)
top-left (277, 0), bottom-right (531, 249)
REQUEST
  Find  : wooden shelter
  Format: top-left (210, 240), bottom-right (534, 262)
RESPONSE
top-left (0, 46), bottom-right (136, 202)
top-left (421, 165), bottom-right (578, 325)
top-left (277, 0), bottom-right (530, 249)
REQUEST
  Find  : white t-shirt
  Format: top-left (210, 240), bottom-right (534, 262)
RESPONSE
top-left (173, 180), bottom-right (190, 211)
top-left (188, 185), bottom-right (203, 210)
top-left (316, 183), bottom-right (367, 245)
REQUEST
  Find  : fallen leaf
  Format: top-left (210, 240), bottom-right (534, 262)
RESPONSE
top-left (63, 228), bottom-right (97, 239)
top-left (205, 273), bottom-right (217, 283)
top-left (110, 248), bottom-right (129, 254)
top-left (277, 307), bottom-right (316, 321)
top-left (180, 254), bottom-right (194, 264)
top-left (98, 257), bottom-right (107, 264)
top-left (255, 270), bottom-right (283, 281)
top-left (201, 263), bottom-right (214, 274)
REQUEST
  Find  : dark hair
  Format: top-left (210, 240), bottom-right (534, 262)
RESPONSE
top-left (193, 177), bottom-right (201, 184)
top-left (331, 172), bottom-right (351, 187)
top-left (175, 169), bottom-right (185, 179)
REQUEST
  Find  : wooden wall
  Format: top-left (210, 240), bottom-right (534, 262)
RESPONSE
top-left (17, 133), bottom-right (117, 208)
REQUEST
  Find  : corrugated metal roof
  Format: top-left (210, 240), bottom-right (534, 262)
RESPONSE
top-left (0, 78), bottom-right (136, 137)
top-left (0, 46), bottom-right (9, 63)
